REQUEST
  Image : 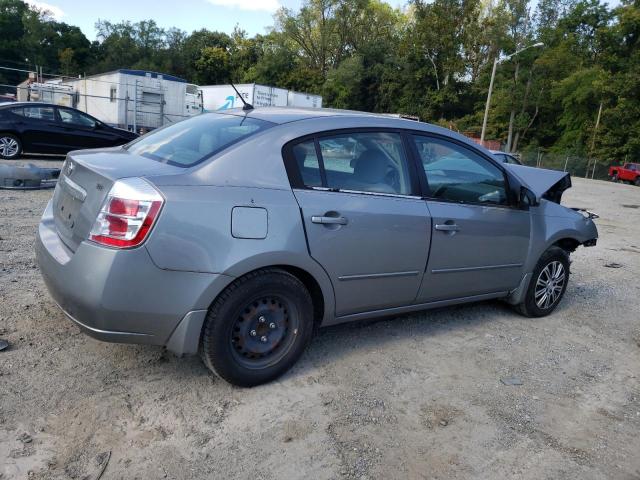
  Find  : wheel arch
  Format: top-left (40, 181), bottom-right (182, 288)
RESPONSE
top-left (553, 237), bottom-right (581, 254)
top-left (165, 251), bottom-right (336, 356)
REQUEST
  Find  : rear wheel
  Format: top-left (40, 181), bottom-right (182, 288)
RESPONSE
top-left (515, 247), bottom-right (570, 317)
top-left (0, 133), bottom-right (21, 159)
top-left (635, 177), bottom-right (640, 187)
top-left (611, 173), bottom-right (619, 182)
top-left (200, 269), bottom-right (314, 387)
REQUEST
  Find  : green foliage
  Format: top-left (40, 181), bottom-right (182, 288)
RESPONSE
top-left (0, 0), bottom-right (639, 164)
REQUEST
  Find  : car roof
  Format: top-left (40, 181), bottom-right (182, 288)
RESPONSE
top-left (215, 106), bottom-right (419, 126)
top-left (0, 101), bottom-right (58, 108)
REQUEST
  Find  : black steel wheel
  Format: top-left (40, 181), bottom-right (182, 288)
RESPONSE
top-left (230, 295), bottom-right (299, 369)
top-left (200, 269), bottom-right (314, 387)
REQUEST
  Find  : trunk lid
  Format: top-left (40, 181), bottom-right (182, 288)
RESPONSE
top-left (52, 147), bottom-right (182, 252)
top-left (504, 164), bottom-right (571, 204)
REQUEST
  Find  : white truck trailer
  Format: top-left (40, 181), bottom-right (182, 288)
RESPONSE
top-left (201, 84), bottom-right (322, 111)
top-left (287, 90), bottom-right (323, 108)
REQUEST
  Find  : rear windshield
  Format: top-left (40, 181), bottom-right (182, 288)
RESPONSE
top-left (126, 113), bottom-right (273, 167)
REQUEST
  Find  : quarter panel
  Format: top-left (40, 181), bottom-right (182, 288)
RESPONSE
top-left (144, 185), bottom-right (336, 324)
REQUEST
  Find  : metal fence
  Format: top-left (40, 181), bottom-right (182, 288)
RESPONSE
top-left (519, 150), bottom-right (611, 180)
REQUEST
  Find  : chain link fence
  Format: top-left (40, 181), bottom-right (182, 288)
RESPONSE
top-left (518, 150), bottom-right (611, 180)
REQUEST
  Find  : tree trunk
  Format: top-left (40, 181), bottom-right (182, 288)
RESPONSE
top-left (506, 62), bottom-right (520, 152)
top-left (512, 69), bottom-right (534, 152)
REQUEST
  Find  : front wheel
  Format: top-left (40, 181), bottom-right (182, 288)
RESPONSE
top-left (635, 177), bottom-right (640, 187)
top-left (200, 269), bottom-right (314, 387)
top-left (0, 133), bottom-right (21, 159)
top-left (515, 247), bottom-right (570, 317)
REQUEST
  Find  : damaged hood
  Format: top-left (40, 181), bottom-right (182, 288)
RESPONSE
top-left (504, 164), bottom-right (572, 203)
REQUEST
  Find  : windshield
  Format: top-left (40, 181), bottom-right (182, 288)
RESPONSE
top-left (126, 113), bottom-right (273, 167)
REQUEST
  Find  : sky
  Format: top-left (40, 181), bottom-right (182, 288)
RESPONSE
top-left (25, 0), bottom-right (407, 40)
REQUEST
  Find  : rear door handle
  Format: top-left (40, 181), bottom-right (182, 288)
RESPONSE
top-left (311, 216), bottom-right (348, 225)
top-left (435, 223), bottom-right (460, 232)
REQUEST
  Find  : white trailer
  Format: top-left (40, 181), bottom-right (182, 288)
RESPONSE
top-left (25, 82), bottom-right (74, 107)
top-left (60, 70), bottom-right (202, 131)
top-left (201, 83), bottom-right (321, 111)
top-left (287, 90), bottom-right (323, 108)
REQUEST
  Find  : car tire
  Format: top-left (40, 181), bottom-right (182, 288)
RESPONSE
top-left (635, 177), bottom-right (640, 187)
top-left (200, 269), bottom-right (314, 387)
top-left (611, 173), bottom-right (619, 182)
top-left (515, 246), bottom-right (570, 318)
top-left (0, 133), bottom-right (22, 159)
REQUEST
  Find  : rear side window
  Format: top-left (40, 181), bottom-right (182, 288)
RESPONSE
top-left (287, 131), bottom-right (414, 196)
top-left (126, 113), bottom-right (274, 167)
top-left (15, 106), bottom-right (55, 121)
top-left (292, 141), bottom-right (322, 187)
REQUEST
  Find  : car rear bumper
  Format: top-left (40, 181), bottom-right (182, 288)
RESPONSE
top-left (36, 200), bottom-right (232, 349)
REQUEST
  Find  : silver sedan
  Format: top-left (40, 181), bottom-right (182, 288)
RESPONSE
top-left (36, 108), bottom-right (598, 386)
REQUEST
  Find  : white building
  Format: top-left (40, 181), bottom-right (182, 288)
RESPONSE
top-left (63, 69), bottom-right (202, 131)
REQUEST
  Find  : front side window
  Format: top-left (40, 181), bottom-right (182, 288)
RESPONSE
top-left (127, 113), bottom-right (274, 167)
top-left (290, 131), bottom-right (413, 195)
top-left (58, 108), bottom-right (96, 128)
top-left (413, 135), bottom-right (508, 205)
top-left (17, 106), bottom-right (55, 121)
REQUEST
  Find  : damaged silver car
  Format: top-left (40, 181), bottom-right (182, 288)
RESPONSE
top-left (36, 108), bottom-right (598, 386)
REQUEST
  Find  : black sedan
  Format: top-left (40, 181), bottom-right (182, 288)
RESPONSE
top-left (0, 102), bottom-right (138, 159)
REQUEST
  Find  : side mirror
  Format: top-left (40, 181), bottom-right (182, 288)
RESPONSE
top-left (520, 186), bottom-right (538, 208)
top-left (506, 171), bottom-right (538, 209)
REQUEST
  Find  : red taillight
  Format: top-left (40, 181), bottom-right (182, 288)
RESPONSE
top-left (89, 178), bottom-right (164, 249)
top-left (109, 198), bottom-right (140, 216)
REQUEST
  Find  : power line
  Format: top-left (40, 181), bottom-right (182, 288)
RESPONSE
top-left (0, 65), bottom-right (194, 89)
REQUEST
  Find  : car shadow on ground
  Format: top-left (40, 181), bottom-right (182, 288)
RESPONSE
top-left (138, 299), bottom-right (518, 385)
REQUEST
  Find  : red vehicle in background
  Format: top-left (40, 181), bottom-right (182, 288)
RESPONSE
top-left (609, 163), bottom-right (640, 186)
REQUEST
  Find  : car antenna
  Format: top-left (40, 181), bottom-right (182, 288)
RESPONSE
top-left (230, 83), bottom-right (253, 111)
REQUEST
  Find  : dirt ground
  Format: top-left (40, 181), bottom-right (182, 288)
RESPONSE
top-left (1, 157), bottom-right (639, 480)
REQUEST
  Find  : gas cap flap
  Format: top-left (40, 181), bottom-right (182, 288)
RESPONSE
top-left (232, 206), bottom-right (268, 239)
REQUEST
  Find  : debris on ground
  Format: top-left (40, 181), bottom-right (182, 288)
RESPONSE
top-left (500, 376), bottom-right (524, 386)
top-left (0, 339), bottom-right (8, 351)
top-left (604, 262), bottom-right (624, 268)
top-left (95, 451), bottom-right (111, 480)
top-left (0, 163), bottom-right (60, 190)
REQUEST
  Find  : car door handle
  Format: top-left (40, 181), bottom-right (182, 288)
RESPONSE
top-left (311, 215), bottom-right (348, 225)
top-left (435, 223), bottom-right (460, 232)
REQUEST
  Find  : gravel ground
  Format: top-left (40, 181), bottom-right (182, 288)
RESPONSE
top-left (1, 157), bottom-right (639, 480)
